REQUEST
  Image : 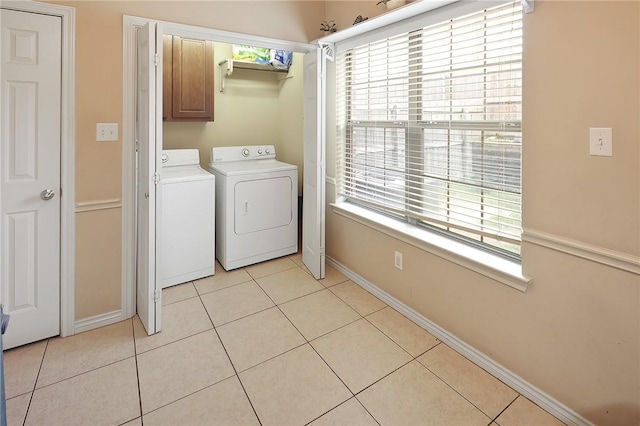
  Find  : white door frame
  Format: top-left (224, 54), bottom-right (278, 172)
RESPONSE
top-left (122, 16), bottom-right (316, 317)
top-left (1, 1), bottom-right (76, 338)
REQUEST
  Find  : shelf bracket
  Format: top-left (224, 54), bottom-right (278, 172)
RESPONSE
top-left (218, 59), bottom-right (233, 93)
top-left (318, 41), bottom-right (335, 62)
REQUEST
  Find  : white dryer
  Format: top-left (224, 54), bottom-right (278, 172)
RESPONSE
top-left (161, 149), bottom-right (215, 288)
top-left (208, 145), bottom-right (298, 271)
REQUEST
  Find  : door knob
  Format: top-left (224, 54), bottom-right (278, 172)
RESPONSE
top-left (40, 189), bottom-right (55, 201)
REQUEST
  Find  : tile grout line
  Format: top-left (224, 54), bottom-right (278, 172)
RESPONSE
top-left (134, 328), bottom-right (213, 355)
top-left (248, 268), bottom-right (312, 311)
top-left (271, 276), bottom-right (361, 346)
top-left (291, 279), bottom-right (384, 426)
top-left (325, 283), bottom-right (388, 318)
top-left (264, 282), bottom-right (361, 423)
top-left (161, 281), bottom-right (198, 307)
top-left (360, 310), bottom-right (418, 360)
top-left (195, 286), bottom-right (263, 426)
top-left (222, 292), bottom-right (369, 375)
top-left (352, 355), bottom-right (416, 398)
top-left (270, 266), bottom-right (416, 412)
top-left (346, 356), bottom-right (420, 425)
top-left (244, 258), bottom-right (299, 281)
top-left (130, 317), bottom-right (144, 425)
top-left (297, 339), bottom-right (357, 424)
top-left (139, 284), bottom-right (254, 420)
top-left (222, 263), bottom-right (361, 345)
top-left (251, 265), bottom-right (327, 306)
top-left (213, 270), bottom-right (317, 374)
top-left (303, 396), bottom-right (381, 426)
top-left (351, 397), bottom-right (383, 426)
top-left (213, 305), bottom-right (274, 329)
top-left (20, 338), bottom-right (50, 426)
top-left (416, 351), bottom-right (510, 422)
top-left (34, 353), bottom-right (143, 387)
top-left (492, 394), bottom-right (521, 424)
top-left (194, 278), bottom-right (256, 298)
top-left (321, 286), bottom-right (366, 319)
top-left (230, 341), bottom-right (308, 375)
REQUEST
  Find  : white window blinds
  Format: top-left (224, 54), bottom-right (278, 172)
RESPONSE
top-left (336, 1), bottom-right (523, 257)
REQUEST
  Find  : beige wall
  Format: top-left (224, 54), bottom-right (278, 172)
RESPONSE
top-left (324, 0), bottom-right (391, 32)
top-left (163, 44), bottom-right (305, 194)
top-left (47, 0), bottom-right (324, 319)
top-left (75, 209), bottom-right (122, 319)
top-left (277, 53), bottom-right (305, 195)
top-left (325, 1), bottom-right (640, 425)
top-left (524, 1), bottom-right (639, 255)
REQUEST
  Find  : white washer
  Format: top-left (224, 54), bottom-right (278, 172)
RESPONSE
top-left (161, 149), bottom-right (215, 288)
top-left (208, 145), bottom-right (298, 271)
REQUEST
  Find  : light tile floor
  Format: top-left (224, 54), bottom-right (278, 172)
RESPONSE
top-left (4, 254), bottom-right (566, 426)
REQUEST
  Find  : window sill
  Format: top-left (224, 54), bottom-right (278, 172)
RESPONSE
top-left (330, 202), bottom-right (531, 292)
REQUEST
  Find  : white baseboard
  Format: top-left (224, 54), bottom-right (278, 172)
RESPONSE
top-left (327, 256), bottom-right (594, 426)
top-left (74, 310), bottom-right (123, 334)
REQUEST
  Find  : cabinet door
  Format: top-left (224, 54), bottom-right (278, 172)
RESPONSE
top-left (171, 36), bottom-right (214, 120)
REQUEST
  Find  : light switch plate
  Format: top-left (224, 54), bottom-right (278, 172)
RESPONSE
top-left (589, 127), bottom-right (612, 157)
top-left (96, 123), bottom-right (118, 142)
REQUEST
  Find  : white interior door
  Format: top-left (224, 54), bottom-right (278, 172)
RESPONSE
top-left (136, 22), bottom-right (163, 335)
top-left (0, 9), bottom-right (61, 349)
top-left (302, 48), bottom-right (326, 279)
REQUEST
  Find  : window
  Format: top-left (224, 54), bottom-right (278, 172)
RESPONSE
top-left (336, 1), bottom-right (523, 258)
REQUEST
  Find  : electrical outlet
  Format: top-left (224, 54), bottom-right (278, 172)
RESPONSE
top-left (394, 251), bottom-right (403, 270)
top-left (96, 123), bottom-right (118, 142)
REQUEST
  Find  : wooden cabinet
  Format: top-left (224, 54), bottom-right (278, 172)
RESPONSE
top-left (163, 35), bottom-right (214, 121)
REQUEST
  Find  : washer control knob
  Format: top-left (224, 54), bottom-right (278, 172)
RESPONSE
top-left (242, 148), bottom-right (250, 157)
top-left (258, 149), bottom-right (263, 154)
top-left (265, 149), bottom-right (271, 154)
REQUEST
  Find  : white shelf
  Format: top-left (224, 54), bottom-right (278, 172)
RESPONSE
top-left (315, 0), bottom-right (458, 45)
top-left (218, 59), bottom-right (289, 92)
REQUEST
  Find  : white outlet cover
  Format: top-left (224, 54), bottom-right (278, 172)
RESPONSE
top-left (589, 127), bottom-right (612, 157)
top-left (96, 123), bottom-right (118, 142)
top-left (394, 251), bottom-right (403, 270)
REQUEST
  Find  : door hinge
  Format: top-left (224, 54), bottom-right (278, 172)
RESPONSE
top-left (153, 172), bottom-right (160, 185)
top-left (154, 53), bottom-right (160, 67)
top-left (154, 289), bottom-right (160, 303)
